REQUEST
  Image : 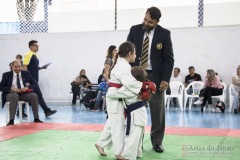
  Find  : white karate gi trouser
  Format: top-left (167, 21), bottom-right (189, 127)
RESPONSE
top-left (96, 119), bottom-right (112, 150)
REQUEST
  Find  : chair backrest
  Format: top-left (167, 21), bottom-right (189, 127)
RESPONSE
top-left (229, 83), bottom-right (235, 111)
top-left (169, 81), bottom-right (184, 95)
top-left (185, 81), bottom-right (204, 95)
top-left (229, 83), bottom-right (234, 92)
top-left (221, 82), bottom-right (227, 91)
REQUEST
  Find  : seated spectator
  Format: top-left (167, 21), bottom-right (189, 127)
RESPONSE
top-left (9, 60), bottom-right (27, 117)
top-left (166, 67), bottom-right (183, 106)
top-left (80, 75), bottom-right (92, 92)
top-left (170, 67), bottom-right (183, 82)
top-left (0, 60), bottom-right (43, 126)
top-left (16, 54), bottom-right (27, 116)
top-left (231, 65), bottom-right (240, 114)
top-left (92, 69), bottom-right (107, 111)
top-left (185, 66), bottom-right (202, 94)
top-left (194, 69), bottom-right (223, 112)
top-left (71, 69), bottom-right (91, 106)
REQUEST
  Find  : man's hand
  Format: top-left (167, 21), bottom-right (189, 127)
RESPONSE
top-left (159, 81), bottom-right (169, 91)
top-left (41, 66), bottom-right (47, 69)
top-left (11, 86), bottom-right (21, 93)
top-left (21, 87), bottom-right (29, 92)
top-left (39, 66), bottom-right (47, 70)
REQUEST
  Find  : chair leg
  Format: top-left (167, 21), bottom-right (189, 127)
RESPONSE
top-left (189, 98), bottom-right (193, 110)
top-left (19, 103), bottom-right (23, 122)
top-left (26, 103), bottom-right (30, 122)
top-left (178, 98), bottom-right (183, 111)
top-left (184, 98), bottom-right (188, 110)
top-left (167, 98), bottom-right (170, 109)
top-left (164, 97), bottom-right (167, 108)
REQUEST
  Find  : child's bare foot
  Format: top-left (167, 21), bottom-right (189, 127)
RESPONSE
top-left (115, 155), bottom-right (127, 160)
top-left (95, 143), bottom-right (107, 156)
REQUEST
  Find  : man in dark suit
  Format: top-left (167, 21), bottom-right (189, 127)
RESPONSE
top-left (127, 7), bottom-right (174, 153)
top-left (0, 60), bottom-right (43, 126)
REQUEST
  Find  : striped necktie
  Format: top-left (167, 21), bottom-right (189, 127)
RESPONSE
top-left (141, 33), bottom-right (149, 69)
top-left (17, 74), bottom-right (21, 89)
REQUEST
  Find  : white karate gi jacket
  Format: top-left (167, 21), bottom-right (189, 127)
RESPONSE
top-left (106, 57), bottom-right (142, 114)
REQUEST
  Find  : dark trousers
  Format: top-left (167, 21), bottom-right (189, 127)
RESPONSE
top-left (199, 87), bottom-right (223, 105)
top-left (6, 92), bottom-right (39, 120)
top-left (148, 72), bottom-right (165, 146)
top-left (33, 85), bottom-right (50, 112)
top-left (71, 85), bottom-right (80, 104)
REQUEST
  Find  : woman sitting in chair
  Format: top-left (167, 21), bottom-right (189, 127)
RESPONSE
top-left (194, 69), bottom-right (223, 112)
top-left (71, 69), bottom-right (92, 106)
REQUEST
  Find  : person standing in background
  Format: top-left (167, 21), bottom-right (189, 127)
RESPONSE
top-left (127, 6), bottom-right (174, 153)
top-left (23, 40), bottom-right (57, 117)
top-left (93, 45), bottom-right (117, 111)
top-left (103, 45), bottom-right (118, 82)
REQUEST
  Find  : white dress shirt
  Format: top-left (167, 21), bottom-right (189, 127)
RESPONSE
top-left (143, 28), bottom-right (155, 70)
top-left (12, 71), bottom-right (24, 89)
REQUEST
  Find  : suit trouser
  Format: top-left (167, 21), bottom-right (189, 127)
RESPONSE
top-left (148, 72), bottom-right (165, 146)
top-left (33, 86), bottom-right (50, 112)
top-left (6, 92), bottom-right (39, 120)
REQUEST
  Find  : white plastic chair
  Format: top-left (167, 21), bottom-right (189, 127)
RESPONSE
top-left (211, 82), bottom-right (227, 103)
top-left (184, 81), bottom-right (205, 110)
top-left (164, 81), bottom-right (184, 111)
top-left (6, 101), bottom-right (30, 123)
top-left (202, 82), bottom-right (227, 111)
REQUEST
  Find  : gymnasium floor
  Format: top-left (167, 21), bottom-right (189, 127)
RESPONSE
top-left (0, 104), bottom-right (240, 160)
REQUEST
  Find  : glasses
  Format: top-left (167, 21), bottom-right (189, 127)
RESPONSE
top-left (31, 45), bottom-right (38, 47)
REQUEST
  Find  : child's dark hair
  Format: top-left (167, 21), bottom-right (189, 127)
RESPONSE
top-left (131, 66), bottom-right (147, 82)
top-left (110, 42), bottom-right (135, 73)
top-left (118, 42), bottom-right (135, 58)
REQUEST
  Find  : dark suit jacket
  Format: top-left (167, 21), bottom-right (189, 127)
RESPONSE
top-left (0, 70), bottom-right (37, 108)
top-left (127, 24), bottom-right (174, 89)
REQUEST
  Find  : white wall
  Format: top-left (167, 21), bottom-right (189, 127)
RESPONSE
top-left (0, 25), bottom-right (240, 103)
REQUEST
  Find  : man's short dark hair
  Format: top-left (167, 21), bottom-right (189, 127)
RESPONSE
top-left (174, 67), bottom-right (180, 73)
top-left (188, 66), bottom-right (195, 69)
top-left (16, 54), bottom-right (22, 59)
top-left (146, 7), bottom-right (161, 21)
top-left (29, 40), bottom-right (38, 48)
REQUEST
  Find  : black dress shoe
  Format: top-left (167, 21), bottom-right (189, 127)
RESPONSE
top-left (45, 110), bottom-right (57, 117)
top-left (6, 120), bottom-right (14, 126)
top-left (234, 109), bottom-right (238, 114)
top-left (34, 118), bottom-right (43, 123)
top-left (153, 145), bottom-right (164, 153)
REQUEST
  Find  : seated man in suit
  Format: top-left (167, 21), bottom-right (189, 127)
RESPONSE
top-left (0, 60), bottom-right (43, 126)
